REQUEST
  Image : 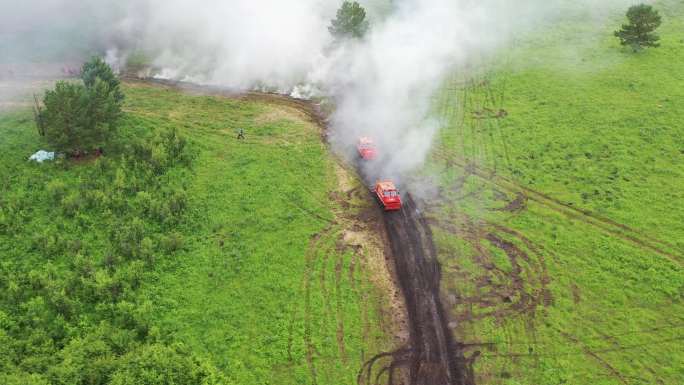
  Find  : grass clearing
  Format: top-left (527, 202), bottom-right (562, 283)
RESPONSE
top-left (428, 2), bottom-right (684, 384)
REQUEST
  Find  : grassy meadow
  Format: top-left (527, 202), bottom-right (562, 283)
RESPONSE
top-left (0, 81), bottom-right (395, 384)
top-left (428, 1), bottom-right (684, 384)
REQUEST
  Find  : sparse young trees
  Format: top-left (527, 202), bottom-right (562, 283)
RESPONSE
top-left (329, 1), bottom-right (370, 40)
top-left (38, 57), bottom-right (124, 155)
top-left (614, 4), bottom-right (662, 52)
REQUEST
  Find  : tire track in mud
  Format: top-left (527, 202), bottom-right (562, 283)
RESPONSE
top-left (441, 158), bottom-right (683, 265)
top-left (360, 194), bottom-right (473, 385)
top-left (430, 215), bottom-right (552, 324)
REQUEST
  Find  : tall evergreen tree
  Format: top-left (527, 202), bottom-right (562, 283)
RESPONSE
top-left (329, 1), bottom-right (370, 40)
top-left (614, 4), bottom-right (662, 52)
top-left (38, 57), bottom-right (124, 154)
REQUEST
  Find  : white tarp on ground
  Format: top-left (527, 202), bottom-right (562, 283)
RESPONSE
top-left (28, 150), bottom-right (55, 163)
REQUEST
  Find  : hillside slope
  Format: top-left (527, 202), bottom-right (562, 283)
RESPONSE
top-left (0, 81), bottom-right (400, 384)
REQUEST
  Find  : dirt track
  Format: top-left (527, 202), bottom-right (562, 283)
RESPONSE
top-left (359, 194), bottom-right (471, 385)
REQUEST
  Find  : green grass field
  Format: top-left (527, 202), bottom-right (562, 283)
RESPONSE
top-left (428, 2), bottom-right (684, 384)
top-left (124, 84), bottom-right (396, 385)
top-left (0, 82), bottom-right (395, 384)
top-left (3, 2), bottom-right (684, 384)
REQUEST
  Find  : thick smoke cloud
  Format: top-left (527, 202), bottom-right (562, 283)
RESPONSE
top-left (1, 0), bottom-right (639, 183)
top-left (317, 0), bottom-right (641, 181)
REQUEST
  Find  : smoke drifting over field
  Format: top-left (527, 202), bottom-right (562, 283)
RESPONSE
top-left (1, 0), bottom-right (638, 183)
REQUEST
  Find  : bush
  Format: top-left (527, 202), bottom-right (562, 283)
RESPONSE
top-left (161, 232), bottom-right (184, 254)
top-left (60, 191), bottom-right (81, 217)
top-left (112, 218), bottom-right (146, 259)
top-left (110, 344), bottom-right (224, 385)
top-left (83, 189), bottom-right (109, 209)
top-left (46, 179), bottom-right (67, 203)
top-left (161, 127), bottom-right (193, 167)
top-left (167, 190), bottom-right (188, 218)
top-left (31, 231), bottom-right (67, 257)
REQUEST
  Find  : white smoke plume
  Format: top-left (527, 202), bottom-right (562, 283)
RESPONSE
top-left (321, 0), bottom-right (644, 182)
top-left (0, 0), bottom-right (640, 184)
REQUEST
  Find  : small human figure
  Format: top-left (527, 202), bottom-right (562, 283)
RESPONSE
top-left (237, 128), bottom-right (245, 140)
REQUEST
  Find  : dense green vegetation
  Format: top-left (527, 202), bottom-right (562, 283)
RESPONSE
top-left (38, 58), bottom-right (124, 155)
top-left (428, 1), bottom-right (684, 384)
top-left (1, 106), bottom-right (215, 384)
top-left (0, 82), bottom-right (393, 384)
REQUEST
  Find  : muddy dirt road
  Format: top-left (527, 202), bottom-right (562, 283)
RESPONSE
top-left (360, 193), bottom-right (472, 385)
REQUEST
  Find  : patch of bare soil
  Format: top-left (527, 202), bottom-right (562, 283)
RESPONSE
top-left (471, 107), bottom-right (508, 120)
top-left (491, 192), bottom-right (527, 213)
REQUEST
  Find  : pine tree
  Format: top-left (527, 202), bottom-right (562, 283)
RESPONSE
top-left (614, 4), bottom-right (662, 52)
top-left (39, 57), bottom-right (124, 154)
top-left (329, 1), bottom-right (370, 40)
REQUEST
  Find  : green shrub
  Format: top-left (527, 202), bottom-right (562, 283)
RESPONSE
top-left (134, 191), bottom-right (153, 216)
top-left (1, 372), bottom-right (50, 385)
top-left (161, 232), bottom-right (184, 254)
top-left (60, 191), bottom-right (81, 217)
top-left (167, 189), bottom-right (188, 218)
top-left (161, 127), bottom-right (193, 167)
top-left (131, 128), bottom-right (194, 175)
top-left (140, 237), bottom-right (156, 264)
top-left (46, 179), bottom-right (67, 203)
top-left (110, 344), bottom-right (224, 385)
top-left (112, 218), bottom-right (146, 259)
top-left (83, 189), bottom-right (109, 209)
top-left (0, 210), bottom-right (9, 235)
top-left (31, 231), bottom-right (69, 258)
